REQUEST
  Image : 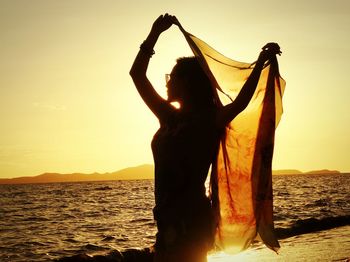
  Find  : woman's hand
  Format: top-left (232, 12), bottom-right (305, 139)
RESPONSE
top-left (257, 42), bottom-right (282, 64)
top-left (137, 14), bottom-right (179, 59)
top-left (262, 43), bottom-right (281, 55)
top-left (151, 14), bottom-right (178, 36)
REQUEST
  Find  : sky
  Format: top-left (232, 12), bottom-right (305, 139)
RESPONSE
top-left (1, 0), bottom-right (350, 178)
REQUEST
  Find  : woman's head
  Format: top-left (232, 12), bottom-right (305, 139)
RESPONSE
top-left (167, 57), bottom-right (215, 109)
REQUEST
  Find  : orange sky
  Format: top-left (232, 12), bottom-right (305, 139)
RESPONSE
top-left (1, 0), bottom-right (350, 178)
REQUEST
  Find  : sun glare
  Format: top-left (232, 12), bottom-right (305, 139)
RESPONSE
top-left (208, 251), bottom-right (255, 262)
top-left (170, 101), bottom-right (181, 109)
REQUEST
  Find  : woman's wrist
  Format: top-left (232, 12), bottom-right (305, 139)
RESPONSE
top-left (256, 50), bottom-right (271, 67)
top-left (139, 30), bottom-right (159, 57)
top-left (147, 28), bottom-right (161, 45)
top-left (146, 30), bottom-right (160, 47)
top-left (255, 56), bottom-right (266, 68)
top-left (140, 40), bottom-right (155, 57)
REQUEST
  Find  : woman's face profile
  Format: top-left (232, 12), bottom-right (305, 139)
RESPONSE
top-left (166, 73), bottom-right (186, 103)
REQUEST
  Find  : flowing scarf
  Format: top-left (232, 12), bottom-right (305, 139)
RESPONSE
top-left (178, 24), bottom-right (285, 254)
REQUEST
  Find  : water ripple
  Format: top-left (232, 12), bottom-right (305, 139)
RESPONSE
top-left (0, 175), bottom-right (349, 261)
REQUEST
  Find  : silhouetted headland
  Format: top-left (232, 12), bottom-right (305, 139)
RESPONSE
top-left (272, 169), bottom-right (341, 175)
top-left (0, 166), bottom-right (345, 185)
top-left (0, 164), bottom-right (154, 185)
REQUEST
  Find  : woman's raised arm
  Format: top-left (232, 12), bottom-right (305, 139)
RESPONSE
top-left (129, 14), bottom-right (177, 120)
top-left (217, 43), bottom-right (281, 127)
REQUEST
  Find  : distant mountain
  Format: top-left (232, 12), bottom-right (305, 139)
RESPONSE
top-left (0, 164), bottom-right (154, 185)
top-left (304, 169), bottom-right (340, 175)
top-left (273, 169), bottom-right (303, 175)
top-left (0, 165), bottom-right (343, 185)
top-left (273, 169), bottom-right (341, 175)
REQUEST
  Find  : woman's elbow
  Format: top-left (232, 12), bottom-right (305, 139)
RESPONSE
top-left (129, 67), bottom-right (145, 81)
top-left (129, 67), bottom-right (137, 78)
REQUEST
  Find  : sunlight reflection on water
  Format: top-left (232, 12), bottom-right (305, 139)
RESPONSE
top-left (208, 251), bottom-right (257, 262)
top-left (208, 251), bottom-right (280, 262)
top-left (208, 225), bottom-right (350, 261)
top-left (0, 175), bottom-right (349, 262)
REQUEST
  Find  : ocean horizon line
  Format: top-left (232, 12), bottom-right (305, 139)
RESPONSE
top-left (0, 164), bottom-right (347, 185)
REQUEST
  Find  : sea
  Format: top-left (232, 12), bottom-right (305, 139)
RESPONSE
top-left (0, 174), bottom-right (349, 262)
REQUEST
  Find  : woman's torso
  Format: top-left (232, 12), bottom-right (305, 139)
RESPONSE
top-left (151, 110), bottom-right (220, 220)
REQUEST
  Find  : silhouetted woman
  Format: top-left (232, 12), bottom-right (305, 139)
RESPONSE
top-left (130, 14), bottom-right (280, 262)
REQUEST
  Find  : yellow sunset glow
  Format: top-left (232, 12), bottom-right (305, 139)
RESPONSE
top-left (1, 0), bottom-right (350, 178)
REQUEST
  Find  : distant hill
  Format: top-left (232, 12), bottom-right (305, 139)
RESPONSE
top-left (304, 169), bottom-right (341, 175)
top-left (273, 169), bottom-right (341, 175)
top-left (0, 165), bottom-right (343, 185)
top-left (273, 169), bottom-right (303, 175)
top-left (0, 164), bottom-right (154, 185)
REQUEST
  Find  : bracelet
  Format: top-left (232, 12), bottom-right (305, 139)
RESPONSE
top-left (140, 41), bottom-right (155, 57)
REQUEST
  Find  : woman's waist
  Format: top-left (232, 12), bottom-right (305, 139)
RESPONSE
top-left (153, 193), bottom-right (212, 221)
top-left (154, 180), bottom-right (206, 200)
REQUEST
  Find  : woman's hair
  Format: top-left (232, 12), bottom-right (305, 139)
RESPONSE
top-left (173, 58), bottom-right (227, 225)
top-left (173, 56), bottom-right (215, 107)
